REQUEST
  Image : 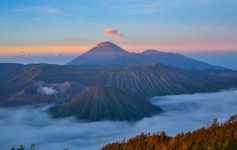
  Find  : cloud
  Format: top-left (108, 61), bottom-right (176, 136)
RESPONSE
top-left (0, 89), bottom-right (236, 150)
top-left (104, 29), bottom-right (123, 40)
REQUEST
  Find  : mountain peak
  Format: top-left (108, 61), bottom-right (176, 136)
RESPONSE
top-left (88, 41), bottom-right (128, 53)
top-left (49, 86), bottom-right (162, 121)
top-left (66, 42), bottom-right (224, 70)
top-left (96, 41), bottom-right (115, 46)
top-left (142, 49), bottom-right (161, 54)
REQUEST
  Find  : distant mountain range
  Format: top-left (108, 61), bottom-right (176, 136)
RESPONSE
top-left (0, 41), bottom-right (236, 121)
top-left (67, 41), bottom-right (224, 70)
top-left (0, 62), bottom-right (237, 121)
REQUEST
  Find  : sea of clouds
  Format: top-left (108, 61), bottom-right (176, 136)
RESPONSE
top-left (0, 89), bottom-right (237, 150)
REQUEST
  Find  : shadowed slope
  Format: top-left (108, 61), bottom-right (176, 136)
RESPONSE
top-left (67, 41), bottom-right (133, 65)
top-left (141, 49), bottom-right (224, 70)
top-left (93, 63), bottom-right (234, 98)
top-left (49, 86), bottom-right (162, 121)
top-left (1, 63), bottom-right (237, 107)
top-left (0, 64), bottom-right (84, 106)
top-left (0, 63), bottom-right (24, 78)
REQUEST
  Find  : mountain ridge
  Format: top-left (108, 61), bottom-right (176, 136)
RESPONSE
top-left (0, 63), bottom-right (237, 121)
top-left (67, 41), bottom-right (224, 70)
top-left (1, 63), bottom-right (236, 107)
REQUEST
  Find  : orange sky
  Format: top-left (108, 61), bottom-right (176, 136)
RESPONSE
top-left (0, 45), bottom-right (91, 56)
top-left (0, 44), bottom-right (237, 56)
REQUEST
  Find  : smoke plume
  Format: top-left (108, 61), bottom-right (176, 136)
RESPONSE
top-left (37, 86), bottom-right (57, 94)
top-left (104, 29), bottom-right (123, 40)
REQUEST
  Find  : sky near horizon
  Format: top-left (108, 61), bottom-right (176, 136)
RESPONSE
top-left (0, 0), bottom-right (237, 56)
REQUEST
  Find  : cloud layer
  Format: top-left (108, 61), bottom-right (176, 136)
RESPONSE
top-left (0, 89), bottom-right (237, 150)
top-left (104, 29), bottom-right (123, 40)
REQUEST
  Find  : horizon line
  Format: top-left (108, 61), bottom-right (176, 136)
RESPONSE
top-left (0, 43), bottom-right (237, 57)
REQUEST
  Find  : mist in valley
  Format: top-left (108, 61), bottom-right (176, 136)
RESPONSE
top-left (0, 89), bottom-right (237, 150)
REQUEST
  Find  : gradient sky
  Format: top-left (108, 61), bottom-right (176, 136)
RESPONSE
top-left (0, 0), bottom-right (237, 57)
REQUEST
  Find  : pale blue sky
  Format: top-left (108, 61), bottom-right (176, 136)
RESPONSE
top-left (0, 0), bottom-right (237, 69)
top-left (0, 0), bottom-right (237, 48)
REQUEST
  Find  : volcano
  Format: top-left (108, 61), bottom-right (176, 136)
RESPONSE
top-left (49, 86), bottom-right (162, 121)
top-left (67, 41), bottom-right (224, 70)
top-left (67, 41), bottom-right (132, 65)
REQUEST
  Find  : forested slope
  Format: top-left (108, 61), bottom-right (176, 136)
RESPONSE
top-left (102, 115), bottom-right (237, 150)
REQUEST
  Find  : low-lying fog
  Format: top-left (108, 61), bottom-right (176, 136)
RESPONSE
top-left (1, 89), bottom-right (237, 150)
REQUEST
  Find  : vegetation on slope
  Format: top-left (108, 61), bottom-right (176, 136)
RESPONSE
top-left (49, 86), bottom-right (162, 121)
top-left (102, 115), bottom-right (237, 150)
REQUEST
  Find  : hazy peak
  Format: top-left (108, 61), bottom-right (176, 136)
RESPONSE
top-left (96, 41), bottom-right (116, 46)
top-left (88, 41), bottom-right (128, 53)
top-left (142, 49), bottom-right (161, 54)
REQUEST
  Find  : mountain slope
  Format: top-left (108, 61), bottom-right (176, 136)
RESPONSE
top-left (0, 63), bottom-right (24, 78)
top-left (1, 63), bottom-right (236, 107)
top-left (67, 41), bottom-right (224, 70)
top-left (141, 49), bottom-right (223, 70)
top-left (93, 63), bottom-right (235, 98)
top-left (102, 115), bottom-right (237, 150)
top-left (0, 63), bottom-right (237, 121)
top-left (67, 41), bottom-right (135, 65)
top-left (49, 86), bottom-right (162, 121)
top-left (0, 64), bottom-right (84, 106)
